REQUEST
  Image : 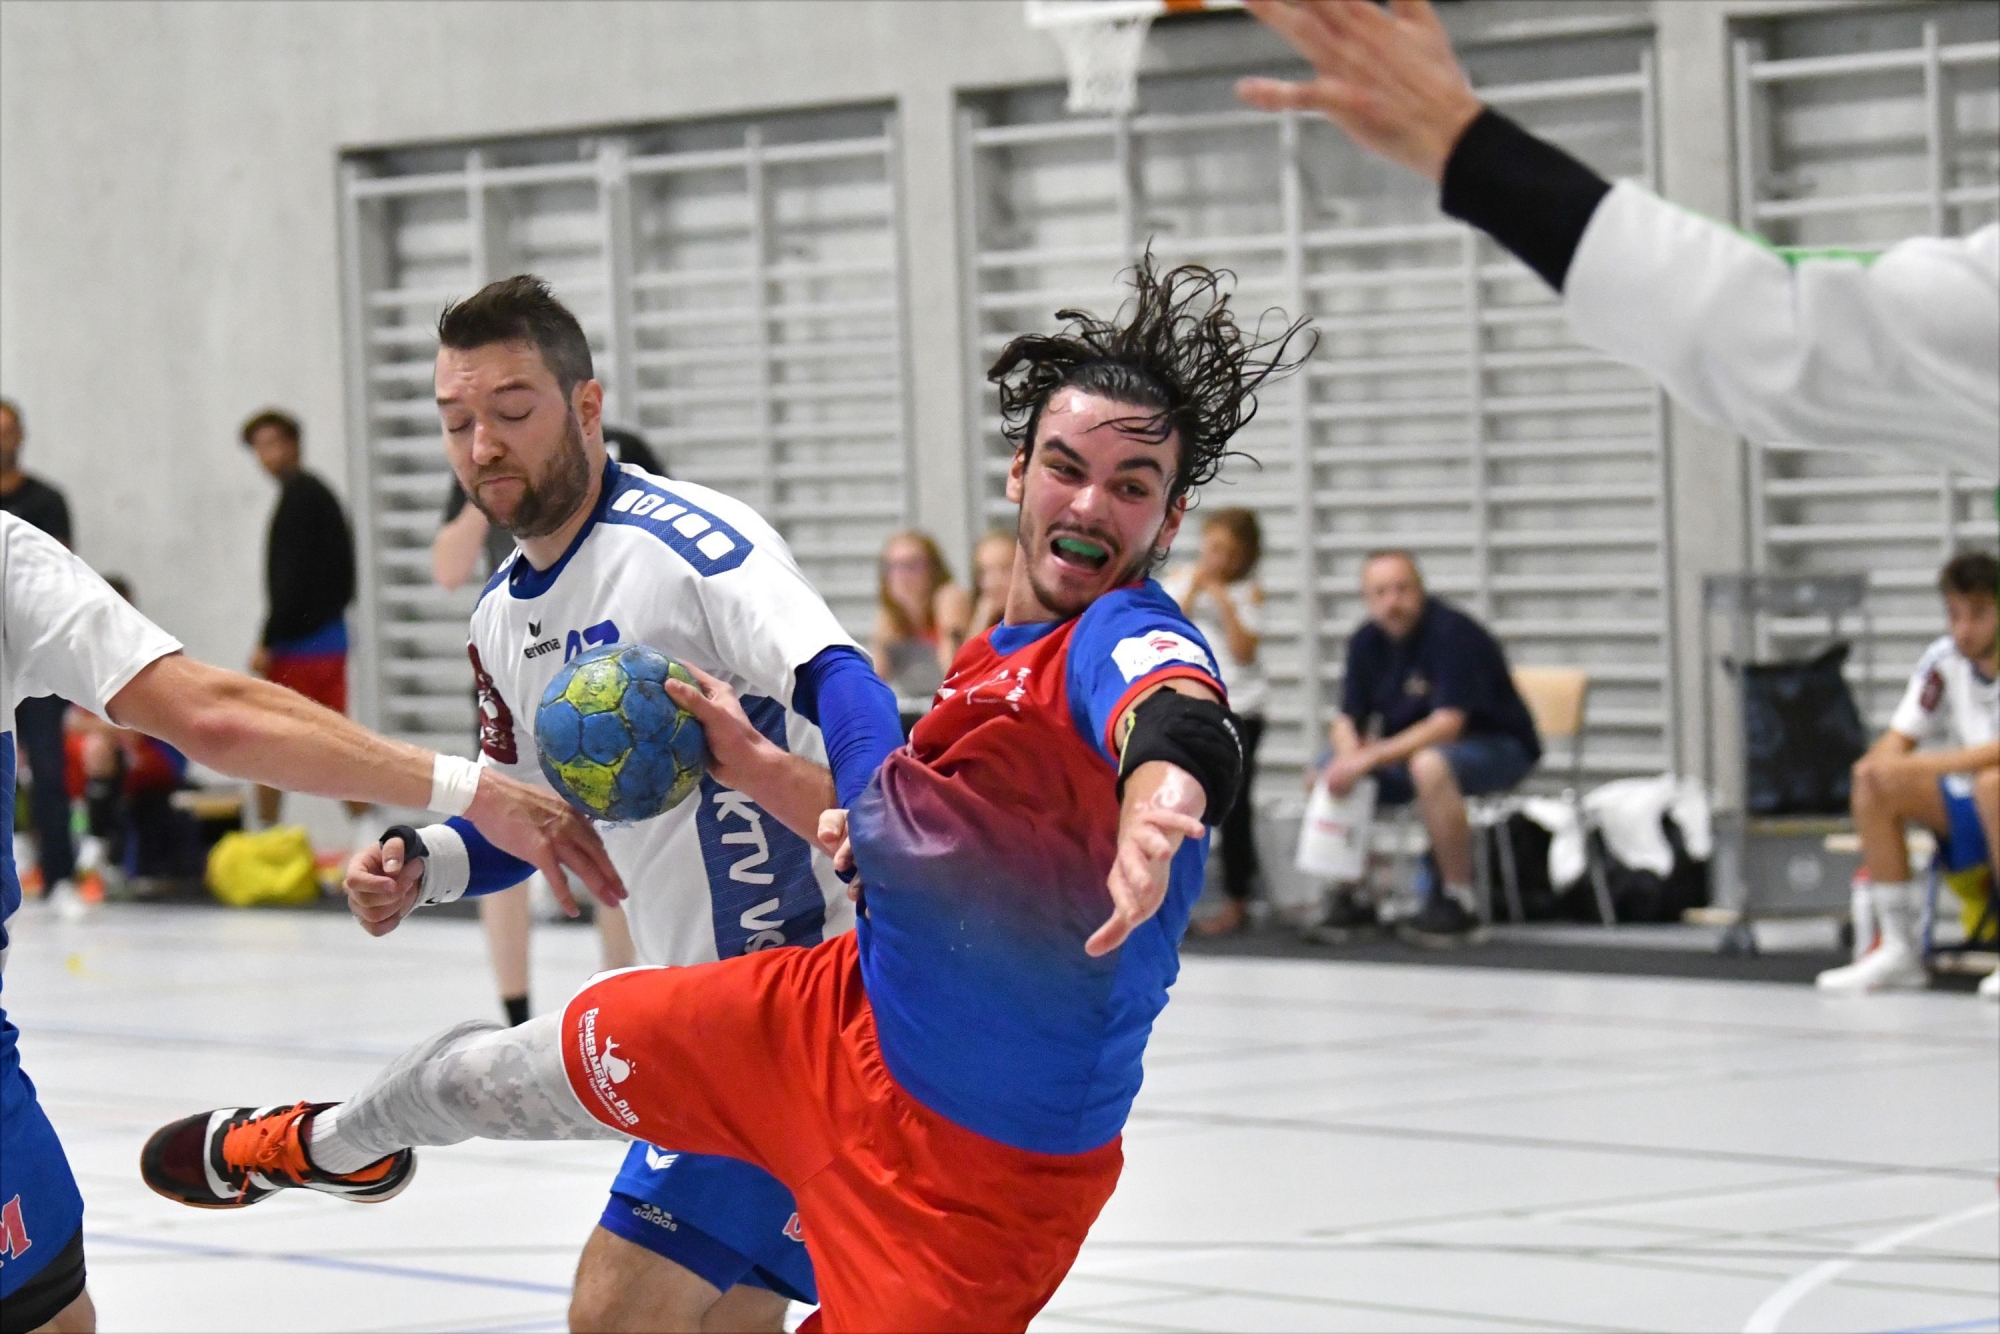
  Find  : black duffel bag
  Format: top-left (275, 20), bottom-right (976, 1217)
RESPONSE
top-left (1735, 642), bottom-right (1869, 817)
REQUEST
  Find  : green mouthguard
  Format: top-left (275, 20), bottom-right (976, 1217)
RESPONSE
top-left (1054, 537), bottom-right (1107, 560)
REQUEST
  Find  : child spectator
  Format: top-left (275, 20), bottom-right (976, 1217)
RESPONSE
top-left (1166, 508), bottom-right (1267, 935)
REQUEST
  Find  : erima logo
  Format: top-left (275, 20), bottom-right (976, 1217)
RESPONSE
top-left (645, 1147), bottom-right (678, 1172)
top-left (523, 621), bottom-right (562, 660)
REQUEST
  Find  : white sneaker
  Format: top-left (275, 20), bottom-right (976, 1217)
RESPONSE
top-left (48, 878), bottom-right (93, 923)
top-left (1815, 942), bottom-right (1927, 994)
top-left (1979, 968), bottom-right (1999, 1002)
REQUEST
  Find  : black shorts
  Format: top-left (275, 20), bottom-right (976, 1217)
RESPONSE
top-left (0, 1226), bottom-right (85, 1334)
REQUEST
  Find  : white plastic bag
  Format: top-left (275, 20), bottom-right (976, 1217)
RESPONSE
top-left (1295, 775), bottom-right (1376, 882)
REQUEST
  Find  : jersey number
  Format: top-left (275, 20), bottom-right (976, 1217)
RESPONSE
top-left (564, 620), bottom-right (621, 663)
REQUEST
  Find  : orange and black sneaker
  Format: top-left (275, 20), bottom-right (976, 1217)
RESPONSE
top-left (141, 1102), bottom-right (415, 1209)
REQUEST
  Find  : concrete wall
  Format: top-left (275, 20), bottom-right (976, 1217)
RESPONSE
top-left (0, 0), bottom-right (1889, 789)
top-left (0, 0), bottom-right (1084, 669)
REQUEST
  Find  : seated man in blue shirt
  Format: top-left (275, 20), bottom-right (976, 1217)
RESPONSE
top-left (1315, 549), bottom-right (1540, 945)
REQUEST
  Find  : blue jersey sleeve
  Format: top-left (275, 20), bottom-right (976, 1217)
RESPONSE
top-left (1065, 580), bottom-right (1227, 765)
top-left (792, 644), bottom-right (903, 808)
top-left (444, 816), bottom-right (535, 896)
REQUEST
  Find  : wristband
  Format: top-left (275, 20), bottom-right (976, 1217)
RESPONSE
top-left (430, 754), bottom-right (483, 816)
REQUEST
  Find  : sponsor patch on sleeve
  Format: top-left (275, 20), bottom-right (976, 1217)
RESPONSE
top-left (1918, 668), bottom-right (1944, 713)
top-left (1111, 630), bottom-right (1216, 683)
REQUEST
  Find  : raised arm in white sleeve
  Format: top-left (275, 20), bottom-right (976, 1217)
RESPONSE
top-left (1565, 185), bottom-right (1998, 479)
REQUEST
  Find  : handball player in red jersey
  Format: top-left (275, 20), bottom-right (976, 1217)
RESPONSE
top-left (142, 258), bottom-right (1313, 1331)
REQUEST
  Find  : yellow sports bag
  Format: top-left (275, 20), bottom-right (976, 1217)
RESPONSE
top-left (206, 826), bottom-right (321, 908)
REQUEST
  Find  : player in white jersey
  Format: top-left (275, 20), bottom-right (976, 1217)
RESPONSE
top-left (310, 277), bottom-right (903, 1331)
top-left (1816, 551), bottom-right (1999, 996)
top-left (1238, 0), bottom-right (1997, 482)
top-left (1, 511), bottom-right (618, 1333)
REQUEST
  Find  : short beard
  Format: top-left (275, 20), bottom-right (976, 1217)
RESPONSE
top-left (1016, 509), bottom-right (1167, 620)
top-left (469, 411), bottom-right (592, 539)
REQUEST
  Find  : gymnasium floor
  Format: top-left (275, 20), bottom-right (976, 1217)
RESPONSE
top-left (6, 900), bottom-right (1995, 1334)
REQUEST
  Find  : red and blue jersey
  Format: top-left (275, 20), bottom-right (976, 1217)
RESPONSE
top-left (848, 579), bottom-right (1224, 1155)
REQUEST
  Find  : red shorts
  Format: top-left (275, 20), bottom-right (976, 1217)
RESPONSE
top-left (560, 932), bottom-right (1123, 1331)
top-left (265, 651), bottom-right (347, 714)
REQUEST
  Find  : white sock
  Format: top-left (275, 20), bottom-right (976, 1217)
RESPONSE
top-left (1850, 883), bottom-right (1877, 959)
top-left (1444, 882), bottom-right (1477, 912)
top-left (1869, 882), bottom-right (1920, 953)
top-left (307, 1016), bottom-right (624, 1177)
top-left (306, 1105), bottom-right (384, 1175)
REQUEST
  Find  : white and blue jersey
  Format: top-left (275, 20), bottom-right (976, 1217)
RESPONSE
top-left (417, 461), bottom-right (858, 963)
top-left (1, 514), bottom-right (180, 1298)
top-left (413, 461), bottom-right (873, 1303)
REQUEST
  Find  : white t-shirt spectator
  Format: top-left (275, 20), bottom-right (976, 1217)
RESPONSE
top-left (1161, 565), bottom-right (1266, 718)
top-left (1889, 634), bottom-right (1998, 751)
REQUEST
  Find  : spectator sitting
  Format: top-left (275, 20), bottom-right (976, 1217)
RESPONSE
top-left (870, 530), bottom-right (961, 733)
top-left (65, 579), bottom-right (193, 889)
top-left (242, 408), bottom-right (369, 845)
top-left (1817, 551), bottom-right (1999, 998)
top-left (433, 424), bottom-right (662, 591)
top-left (1313, 549), bottom-right (1541, 946)
top-left (1164, 508), bottom-right (1268, 936)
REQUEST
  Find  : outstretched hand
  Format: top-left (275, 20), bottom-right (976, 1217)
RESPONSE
top-left (1237, 0), bottom-right (1483, 183)
top-left (344, 837), bottom-right (426, 937)
top-left (464, 770), bottom-right (625, 917)
top-left (1087, 766), bottom-right (1207, 958)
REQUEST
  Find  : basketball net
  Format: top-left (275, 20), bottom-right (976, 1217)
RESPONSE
top-left (1026, 0), bottom-right (1243, 116)
top-left (1028, 1), bottom-right (1157, 115)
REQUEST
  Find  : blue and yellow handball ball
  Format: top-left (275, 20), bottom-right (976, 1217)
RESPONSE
top-left (535, 644), bottom-right (707, 822)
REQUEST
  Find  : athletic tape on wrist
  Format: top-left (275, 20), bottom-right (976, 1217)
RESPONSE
top-left (430, 754), bottom-right (482, 817)
top-left (378, 821), bottom-right (469, 906)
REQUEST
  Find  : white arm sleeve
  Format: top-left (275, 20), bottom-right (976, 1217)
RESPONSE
top-left (1564, 184), bottom-right (1999, 479)
top-left (3, 514), bottom-right (182, 717)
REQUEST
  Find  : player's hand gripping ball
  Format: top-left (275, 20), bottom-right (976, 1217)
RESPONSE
top-left (535, 644), bottom-right (707, 822)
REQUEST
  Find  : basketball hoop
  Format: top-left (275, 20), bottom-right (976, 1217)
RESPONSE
top-left (1025, 0), bottom-right (1244, 117)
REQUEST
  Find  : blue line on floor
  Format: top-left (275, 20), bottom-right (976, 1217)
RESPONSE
top-left (87, 1230), bottom-right (572, 1297)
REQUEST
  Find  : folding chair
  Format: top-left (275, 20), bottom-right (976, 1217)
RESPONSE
top-left (1469, 667), bottom-right (1617, 927)
top-left (1921, 853), bottom-right (2000, 968)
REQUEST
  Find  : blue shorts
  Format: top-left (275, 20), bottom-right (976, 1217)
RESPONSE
top-left (0, 1014), bottom-right (86, 1303)
top-left (1938, 774), bottom-right (1992, 873)
top-left (598, 1143), bottom-right (815, 1305)
top-left (1374, 734), bottom-right (1536, 806)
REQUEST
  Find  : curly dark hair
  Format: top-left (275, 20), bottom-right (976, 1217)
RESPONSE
top-left (987, 253), bottom-right (1316, 505)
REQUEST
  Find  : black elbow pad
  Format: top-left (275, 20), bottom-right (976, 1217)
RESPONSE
top-left (1115, 690), bottom-right (1244, 824)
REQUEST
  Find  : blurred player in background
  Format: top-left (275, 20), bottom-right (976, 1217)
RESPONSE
top-left (1, 510), bottom-right (617, 1334)
top-left (153, 276), bottom-right (903, 1332)
top-left (241, 408), bottom-right (375, 852)
top-left (1239, 0), bottom-right (1998, 480)
top-left (143, 255), bottom-right (1309, 1330)
top-left (1817, 551), bottom-right (1999, 998)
